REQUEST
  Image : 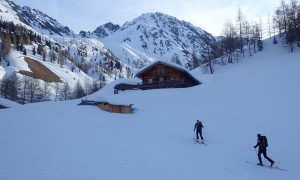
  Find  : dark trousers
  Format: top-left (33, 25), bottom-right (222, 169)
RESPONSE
top-left (196, 130), bottom-right (203, 140)
top-left (258, 148), bottom-right (274, 164)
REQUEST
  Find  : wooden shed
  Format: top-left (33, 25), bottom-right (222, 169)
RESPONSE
top-left (135, 60), bottom-right (200, 90)
top-left (96, 101), bottom-right (133, 114)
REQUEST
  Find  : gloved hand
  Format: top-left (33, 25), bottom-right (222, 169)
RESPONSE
top-left (253, 146), bottom-right (256, 148)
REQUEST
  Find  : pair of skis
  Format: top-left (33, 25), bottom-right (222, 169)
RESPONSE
top-left (193, 138), bottom-right (207, 146)
top-left (246, 161), bottom-right (287, 171)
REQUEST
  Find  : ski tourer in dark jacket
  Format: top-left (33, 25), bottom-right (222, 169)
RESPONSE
top-left (254, 134), bottom-right (275, 167)
top-left (194, 120), bottom-right (204, 142)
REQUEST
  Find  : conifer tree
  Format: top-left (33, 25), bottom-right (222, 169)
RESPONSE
top-left (73, 81), bottom-right (86, 99)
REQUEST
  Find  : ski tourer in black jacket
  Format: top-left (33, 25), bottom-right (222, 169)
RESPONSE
top-left (254, 134), bottom-right (275, 167)
top-left (194, 120), bottom-right (204, 142)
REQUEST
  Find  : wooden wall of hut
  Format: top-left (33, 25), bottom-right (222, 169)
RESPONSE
top-left (97, 102), bottom-right (133, 114)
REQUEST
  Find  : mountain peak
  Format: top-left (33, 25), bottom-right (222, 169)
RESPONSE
top-left (93, 22), bottom-right (120, 38)
top-left (101, 11), bottom-right (217, 70)
top-left (0, 0), bottom-right (74, 37)
top-left (79, 22), bottom-right (120, 39)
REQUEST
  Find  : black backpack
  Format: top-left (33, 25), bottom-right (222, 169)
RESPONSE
top-left (261, 135), bottom-right (268, 147)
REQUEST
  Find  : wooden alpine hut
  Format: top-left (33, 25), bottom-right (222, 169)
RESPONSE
top-left (135, 60), bottom-right (201, 90)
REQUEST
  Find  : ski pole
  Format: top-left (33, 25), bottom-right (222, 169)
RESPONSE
top-left (203, 129), bottom-right (208, 142)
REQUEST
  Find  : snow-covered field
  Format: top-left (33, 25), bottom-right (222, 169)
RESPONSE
top-left (1, 39), bottom-right (300, 180)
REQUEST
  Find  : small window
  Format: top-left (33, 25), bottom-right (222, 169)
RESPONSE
top-left (148, 79), bottom-right (153, 83)
top-left (158, 68), bottom-right (164, 75)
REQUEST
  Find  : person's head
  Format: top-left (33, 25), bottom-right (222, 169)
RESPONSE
top-left (257, 134), bottom-right (261, 138)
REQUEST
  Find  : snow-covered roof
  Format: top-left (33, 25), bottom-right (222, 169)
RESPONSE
top-left (136, 60), bottom-right (181, 75)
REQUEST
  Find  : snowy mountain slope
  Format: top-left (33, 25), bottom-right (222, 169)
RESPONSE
top-left (0, 0), bottom-right (135, 97)
top-left (0, 0), bottom-right (88, 85)
top-left (0, 33), bottom-right (136, 103)
top-left (0, 0), bottom-right (31, 30)
top-left (0, 0), bottom-right (74, 37)
top-left (1, 38), bottom-right (300, 180)
top-left (17, 6), bottom-right (74, 37)
top-left (100, 12), bottom-right (218, 69)
top-left (0, 45), bottom-right (93, 91)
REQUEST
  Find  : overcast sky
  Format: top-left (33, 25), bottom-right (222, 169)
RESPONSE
top-left (13, 0), bottom-right (280, 36)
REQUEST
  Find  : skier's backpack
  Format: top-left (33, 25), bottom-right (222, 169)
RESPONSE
top-left (262, 135), bottom-right (268, 147)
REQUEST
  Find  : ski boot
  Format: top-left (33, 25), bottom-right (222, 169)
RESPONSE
top-left (257, 163), bottom-right (263, 166)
